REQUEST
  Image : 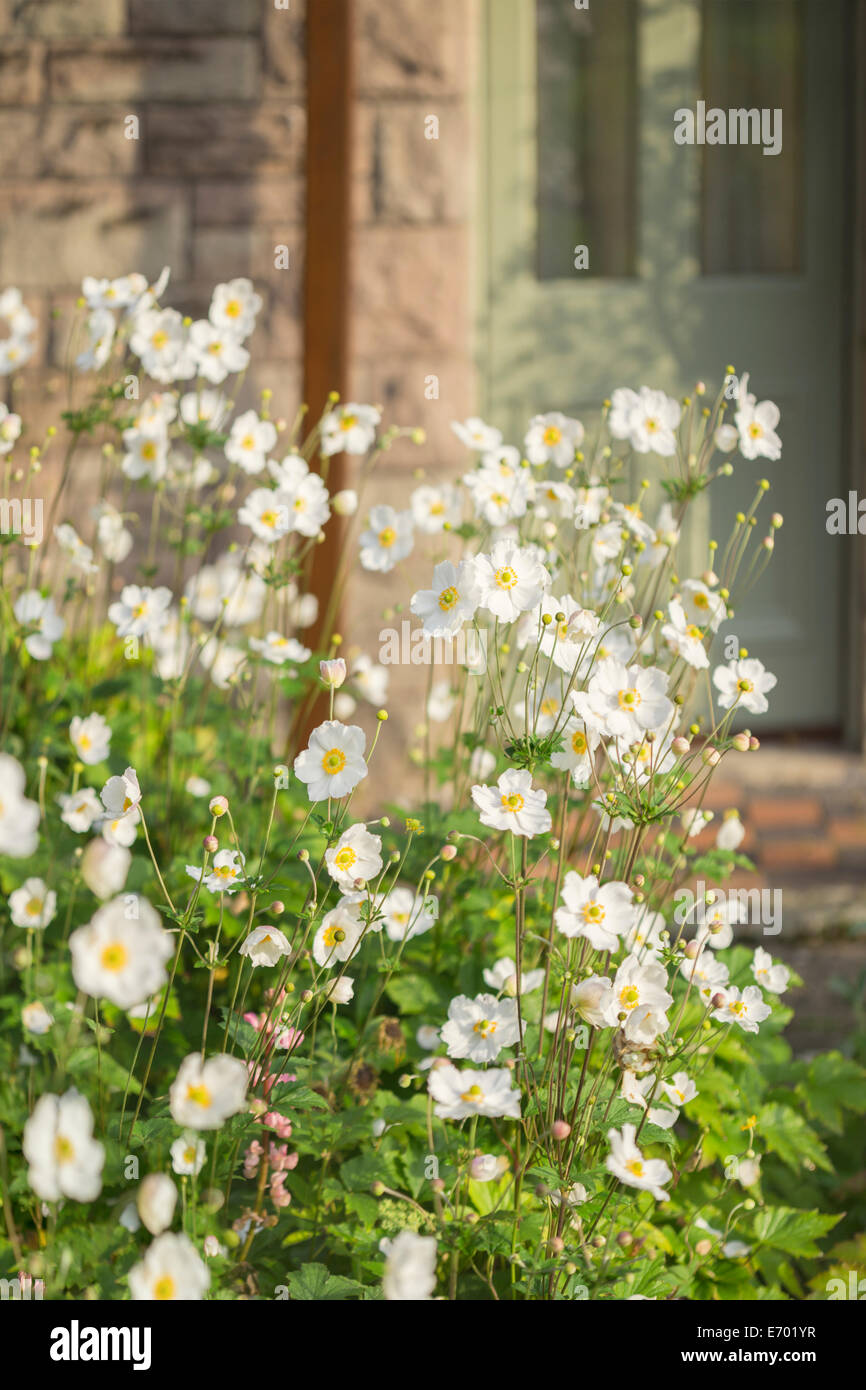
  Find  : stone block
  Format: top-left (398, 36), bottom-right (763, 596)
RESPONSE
top-left (354, 100), bottom-right (471, 224)
top-left (0, 181), bottom-right (191, 288)
top-left (49, 39), bottom-right (260, 104)
top-left (147, 103), bottom-right (305, 176)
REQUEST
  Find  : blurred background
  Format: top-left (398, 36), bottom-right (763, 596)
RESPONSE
top-left (2, 0), bottom-right (866, 1047)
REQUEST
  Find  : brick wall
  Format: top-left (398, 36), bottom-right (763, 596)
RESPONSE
top-left (0, 0), bottom-right (307, 430)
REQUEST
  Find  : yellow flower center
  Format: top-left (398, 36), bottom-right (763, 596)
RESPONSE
top-left (581, 902), bottom-right (605, 923)
top-left (260, 509), bottom-right (280, 528)
top-left (748, 422), bottom-right (763, 438)
top-left (618, 688), bottom-right (641, 709)
top-left (619, 985), bottom-right (640, 1010)
top-left (78, 734), bottom-right (92, 750)
top-left (224, 299), bottom-right (241, 319)
top-left (242, 434), bottom-right (255, 450)
top-left (334, 846), bottom-right (356, 869)
top-left (438, 586), bottom-right (458, 611)
top-left (321, 747), bottom-right (347, 775)
top-left (736, 678), bottom-right (754, 693)
top-left (543, 425), bottom-right (562, 446)
top-left (500, 792), bottom-right (524, 813)
top-left (25, 897), bottom-right (43, 916)
top-left (460, 1085), bottom-right (484, 1104)
top-left (100, 942), bottom-right (128, 972)
top-left (626, 1158), bottom-right (644, 1176)
top-left (54, 1135), bottom-right (75, 1163)
top-left (151, 330), bottom-right (168, 350)
top-left (495, 566), bottom-right (517, 589)
top-left (340, 414), bottom-right (358, 431)
top-left (473, 1018), bottom-right (497, 1037)
top-left (186, 1083), bottom-right (212, 1108)
top-left (141, 441), bottom-right (157, 461)
top-left (693, 592), bottom-right (709, 610)
top-left (154, 1276), bottom-right (176, 1300)
top-left (571, 730), bottom-right (587, 754)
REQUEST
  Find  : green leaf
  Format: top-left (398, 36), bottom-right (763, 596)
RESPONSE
top-left (796, 1051), bottom-right (866, 1133)
top-left (751, 1207), bottom-right (842, 1258)
top-left (285, 1263), bottom-right (368, 1300)
top-left (757, 1102), bottom-right (832, 1172)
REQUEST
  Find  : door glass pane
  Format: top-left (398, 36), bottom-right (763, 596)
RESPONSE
top-left (701, 0), bottom-right (805, 274)
top-left (536, 0), bottom-right (638, 280)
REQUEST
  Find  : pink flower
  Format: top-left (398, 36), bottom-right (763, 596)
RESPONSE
top-left (263, 1111), bottom-right (293, 1139)
top-left (270, 1172), bottom-right (291, 1209)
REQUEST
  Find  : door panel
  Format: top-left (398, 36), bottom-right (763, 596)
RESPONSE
top-left (479, 0), bottom-right (849, 729)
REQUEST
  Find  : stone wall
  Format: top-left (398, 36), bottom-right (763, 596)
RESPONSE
top-left (346, 0), bottom-right (479, 755)
top-left (0, 0), bottom-right (307, 431)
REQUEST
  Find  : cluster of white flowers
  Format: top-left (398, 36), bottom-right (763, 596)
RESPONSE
top-left (0, 265), bottom-right (797, 1300)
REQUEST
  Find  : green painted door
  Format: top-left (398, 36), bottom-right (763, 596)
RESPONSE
top-left (479, 0), bottom-right (849, 731)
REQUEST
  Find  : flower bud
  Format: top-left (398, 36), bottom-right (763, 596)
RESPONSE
top-left (81, 839), bottom-right (131, 900)
top-left (209, 796), bottom-right (229, 817)
top-left (332, 489), bottom-right (358, 516)
top-left (551, 1120), bottom-right (571, 1141)
top-left (203, 835), bottom-right (218, 853)
top-left (137, 1173), bottom-right (177, 1236)
top-left (320, 658), bottom-right (347, 688)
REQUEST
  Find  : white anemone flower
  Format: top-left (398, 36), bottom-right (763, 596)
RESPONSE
top-left (320, 402), bottom-right (380, 457)
top-left (411, 559), bottom-right (480, 638)
top-left (712, 657), bottom-right (777, 715)
top-left (381, 1229), bottom-right (437, 1301)
top-left (0, 753), bottom-right (41, 857)
top-left (523, 411), bottom-right (584, 468)
top-left (359, 504), bottom-right (414, 572)
top-left (294, 720), bottom-right (367, 802)
top-left (751, 946), bottom-right (790, 995)
top-left (555, 873), bottom-right (636, 952)
top-left (712, 985), bottom-right (772, 1033)
top-left (9, 878), bottom-right (56, 929)
top-left (473, 541), bottom-right (550, 622)
top-left (471, 768), bottom-right (552, 838)
top-left (23, 1090), bottom-right (104, 1202)
top-left (325, 823), bottom-right (383, 891)
top-left (13, 591), bottom-right (65, 660)
top-left (312, 899), bottom-right (367, 967)
top-left (170, 1133), bottom-right (206, 1177)
top-left (128, 1232), bottom-right (211, 1301)
top-left (239, 925), bottom-right (291, 967)
top-left (440, 992), bottom-right (520, 1064)
top-left (482, 957), bottom-right (545, 996)
top-left (70, 895), bottom-right (173, 1009)
top-left (428, 1062), bottom-right (521, 1120)
top-left (169, 1053), bottom-right (248, 1130)
top-left (606, 1123), bottom-right (671, 1201)
top-left (377, 886), bottom-right (438, 942)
